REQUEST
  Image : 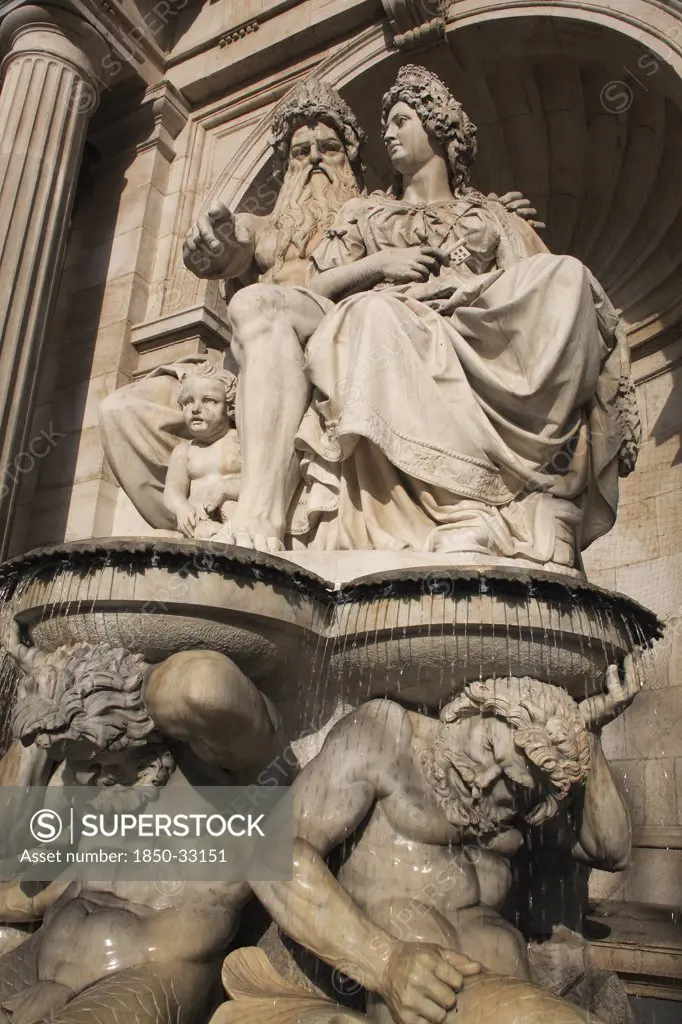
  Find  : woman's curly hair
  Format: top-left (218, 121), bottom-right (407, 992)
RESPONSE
top-left (381, 65), bottom-right (478, 191)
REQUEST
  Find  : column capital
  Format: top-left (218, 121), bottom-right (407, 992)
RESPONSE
top-left (0, 2), bottom-right (111, 91)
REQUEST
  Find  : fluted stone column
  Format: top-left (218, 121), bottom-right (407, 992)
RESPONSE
top-left (0, 3), bottom-right (108, 557)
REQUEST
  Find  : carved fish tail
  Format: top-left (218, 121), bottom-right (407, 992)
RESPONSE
top-left (0, 934), bottom-right (39, 1003)
top-left (45, 961), bottom-right (220, 1024)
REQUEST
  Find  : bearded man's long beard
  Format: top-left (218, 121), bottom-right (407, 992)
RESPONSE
top-left (271, 159), bottom-right (359, 270)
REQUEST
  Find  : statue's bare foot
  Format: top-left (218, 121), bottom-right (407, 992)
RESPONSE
top-left (216, 514), bottom-right (285, 554)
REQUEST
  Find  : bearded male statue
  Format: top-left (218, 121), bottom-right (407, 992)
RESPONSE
top-left (0, 616), bottom-right (279, 1024)
top-left (221, 660), bottom-right (642, 1024)
top-left (98, 77), bottom-right (541, 535)
top-left (98, 79), bottom-right (366, 532)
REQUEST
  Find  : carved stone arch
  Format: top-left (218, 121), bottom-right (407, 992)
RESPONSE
top-left (443, 0), bottom-right (682, 84)
top-left (206, 1), bottom-right (682, 346)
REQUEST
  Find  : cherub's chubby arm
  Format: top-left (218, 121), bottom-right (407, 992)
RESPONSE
top-left (163, 443), bottom-right (205, 538)
top-left (253, 700), bottom-right (480, 1024)
top-left (143, 650), bottom-right (278, 773)
top-left (183, 202), bottom-right (261, 281)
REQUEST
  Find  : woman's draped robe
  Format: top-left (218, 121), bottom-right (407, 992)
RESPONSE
top-left (288, 191), bottom-right (634, 568)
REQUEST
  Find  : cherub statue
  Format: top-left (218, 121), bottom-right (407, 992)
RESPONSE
top-left (162, 363), bottom-right (241, 539)
top-left (0, 615), bottom-right (279, 1024)
top-left (234, 659), bottom-right (643, 1023)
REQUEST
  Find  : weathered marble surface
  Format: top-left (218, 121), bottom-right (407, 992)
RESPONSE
top-left (236, 664), bottom-right (641, 1023)
top-left (0, 12), bottom-right (667, 1019)
top-left (0, 615), bottom-right (278, 1024)
top-left (100, 70), bottom-right (623, 571)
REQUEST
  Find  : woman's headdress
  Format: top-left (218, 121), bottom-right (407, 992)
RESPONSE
top-left (381, 64), bottom-right (478, 186)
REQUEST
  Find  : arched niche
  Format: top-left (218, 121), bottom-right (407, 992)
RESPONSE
top-left (208, 2), bottom-right (682, 346)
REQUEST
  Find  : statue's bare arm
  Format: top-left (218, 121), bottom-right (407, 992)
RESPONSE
top-left (574, 656), bottom-right (638, 869)
top-left (0, 878), bottom-right (70, 922)
top-left (309, 246), bottom-right (451, 302)
top-left (580, 655), bottom-right (643, 733)
top-left (254, 702), bottom-right (400, 990)
top-left (163, 443), bottom-right (202, 538)
top-left (0, 739), bottom-right (52, 789)
top-left (183, 202), bottom-right (263, 281)
top-left (143, 651), bottom-right (278, 773)
top-left (537, 733), bottom-right (630, 872)
top-left (538, 660), bottom-right (639, 871)
top-left (253, 700), bottom-right (480, 1024)
top-left (0, 617), bottom-right (54, 788)
top-left (569, 732), bottom-right (631, 870)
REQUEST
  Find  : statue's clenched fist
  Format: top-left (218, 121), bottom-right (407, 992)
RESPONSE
top-left (380, 942), bottom-right (481, 1024)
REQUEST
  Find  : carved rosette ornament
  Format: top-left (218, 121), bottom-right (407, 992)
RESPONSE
top-left (381, 0), bottom-right (448, 48)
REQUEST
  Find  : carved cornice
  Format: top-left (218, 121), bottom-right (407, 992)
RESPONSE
top-left (131, 305), bottom-right (232, 377)
top-left (381, 0), bottom-right (448, 48)
top-left (69, 0), bottom-right (165, 84)
top-left (88, 79), bottom-right (189, 162)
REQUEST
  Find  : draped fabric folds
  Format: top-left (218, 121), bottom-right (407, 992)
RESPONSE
top-left (288, 193), bottom-right (626, 565)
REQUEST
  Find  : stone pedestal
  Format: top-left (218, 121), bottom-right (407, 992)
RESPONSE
top-left (0, 3), bottom-right (107, 557)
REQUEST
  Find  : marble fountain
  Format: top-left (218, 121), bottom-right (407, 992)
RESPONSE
top-left (0, 64), bottom-right (664, 1024)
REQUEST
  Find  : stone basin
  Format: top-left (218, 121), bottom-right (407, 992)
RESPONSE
top-left (0, 539), bottom-right (662, 704)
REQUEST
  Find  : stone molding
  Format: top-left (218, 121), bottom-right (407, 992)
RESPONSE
top-left (381, 0), bottom-right (447, 48)
top-left (219, 21), bottom-right (259, 48)
top-left (140, 79), bottom-right (189, 159)
top-left (88, 78), bottom-right (190, 163)
top-left (67, 0), bottom-right (165, 85)
top-left (445, 0), bottom-right (682, 70)
top-left (632, 825), bottom-right (682, 850)
top-left (586, 900), bottom-right (682, 1000)
top-left (130, 305), bottom-right (233, 377)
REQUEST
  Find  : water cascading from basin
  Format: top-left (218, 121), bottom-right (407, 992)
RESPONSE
top-left (0, 538), bottom-right (663, 750)
top-left (0, 537), bottom-right (665, 1024)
